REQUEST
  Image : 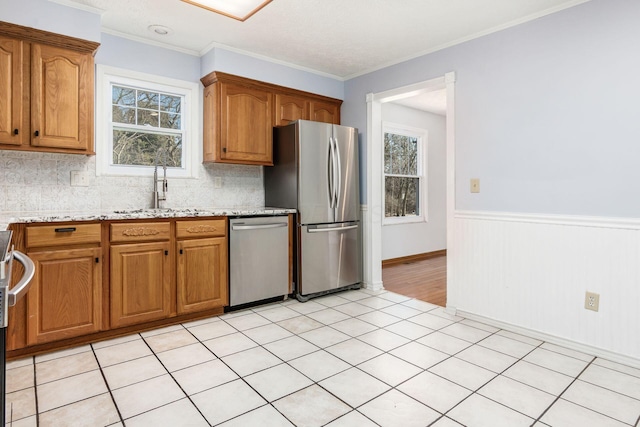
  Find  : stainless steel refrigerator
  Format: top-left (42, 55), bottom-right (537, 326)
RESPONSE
top-left (265, 120), bottom-right (362, 301)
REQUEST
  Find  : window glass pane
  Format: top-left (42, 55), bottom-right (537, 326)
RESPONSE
top-left (385, 176), bottom-right (419, 217)
top-left (384, 133), bottom-right (418, 175)
top-left (160, 112), bottom-right (181, 129)
top-left (112, 129), bottom-right (182, 167)
top-left (160, 94), bottom-right (181, 113)
top-left (137, 109), bottom-right (159, 127)
top-left (112, 86), bottom-right (135, 106)
top-left (137, 90), bottom-right (159, 110)
top-left (112, 106), bottom-right (135, 124)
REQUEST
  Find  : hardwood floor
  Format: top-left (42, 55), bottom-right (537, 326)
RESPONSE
top-left (382, 255), bottom-right (447, 307)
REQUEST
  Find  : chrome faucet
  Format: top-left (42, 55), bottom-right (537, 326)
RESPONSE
top-left (153, 149), bottom-right (168, 209)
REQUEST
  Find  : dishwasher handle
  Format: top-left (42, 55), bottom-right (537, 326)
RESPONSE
top-left (231, 222), bottom-right (288, 231)
top-left (8, 251), bottom-right (35, 307)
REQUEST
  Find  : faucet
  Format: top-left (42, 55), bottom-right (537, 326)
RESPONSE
top-left (153, 148), bottom-right (168, 209)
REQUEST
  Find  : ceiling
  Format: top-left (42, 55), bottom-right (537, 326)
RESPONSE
top-left (54, 0), bottom-right (589, 80)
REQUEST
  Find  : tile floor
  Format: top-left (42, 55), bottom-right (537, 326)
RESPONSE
top-left (5, 289), bottom-right (640, 427)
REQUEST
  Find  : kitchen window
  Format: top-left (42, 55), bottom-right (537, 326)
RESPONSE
top-left (383, 123), bottom-right (427, 224)
top-left (96, 65), bottom-right (199, 178)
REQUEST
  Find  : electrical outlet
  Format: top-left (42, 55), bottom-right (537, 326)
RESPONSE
top-left (214, 177), bottom-right (222, 189)
top-left (70, 170), bottom-right (89, 187)
top-left (584, 291), bottom-right (600, 312)
top-left (470, 178), bottom-right (480, 193)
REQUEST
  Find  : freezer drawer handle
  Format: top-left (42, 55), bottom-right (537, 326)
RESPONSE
top-left (307, 225), bottom-right (358, 233)
top-left (8, 251), bottom-right (35, 307)
top-left (231, 223), bottom-right (288, 231)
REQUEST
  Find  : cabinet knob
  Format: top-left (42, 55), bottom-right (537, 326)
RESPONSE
top-left (179, 249), bottom-right (183, 255)
top-left (222, 147), bottom-right (227, 153)
top-left (165, 250), bottom-right (169, 256)
top-left (34, 130), bottom-right (39, 137)
top-left (13, 129), bottom-right (18, 135)
top-left (95, 257), bottom-right (100, 263)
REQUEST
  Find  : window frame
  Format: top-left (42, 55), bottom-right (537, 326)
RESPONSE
top-left (382, 122), bottom-right (428, 225)
top-left (95, 64), bottom-right (200, 178)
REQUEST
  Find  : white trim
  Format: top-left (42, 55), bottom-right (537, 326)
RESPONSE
top-left (455, 210), bottom-right (640, 231)
top-left (46, 0), bottom-right (105, 15)
top-left (365, 73), bottom-right (456, 294)
top-left (95, 65), bottom-right (200, 179)
top-left (101, 28), bottom-right (201, 57)
top-left (456, 309), bottom-right (640, 369)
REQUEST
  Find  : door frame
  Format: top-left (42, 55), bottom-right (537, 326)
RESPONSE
top-left (364, 72), bottom-right (456, 294)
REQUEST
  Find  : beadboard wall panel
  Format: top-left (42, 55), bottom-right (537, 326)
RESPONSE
top-left (449, 211), bottom-right (640, 363)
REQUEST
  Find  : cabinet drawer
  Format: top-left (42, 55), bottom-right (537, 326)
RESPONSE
top-left (110, 222), bottom-right (171, 243)
top-left (26, 223), bottom-right (101, 248)
top-left (176, 219), bottom-right (226, 239)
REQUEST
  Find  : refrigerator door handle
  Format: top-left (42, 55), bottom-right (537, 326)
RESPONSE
top-left (306, 223), bottom-right (358, 233)
top-left (333, 136), bottom-right (342, 208)
top-left (327, 138), bottom-right (335, 208)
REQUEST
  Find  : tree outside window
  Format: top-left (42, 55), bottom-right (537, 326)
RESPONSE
top-left (383, 124), bottom-right (426, 223)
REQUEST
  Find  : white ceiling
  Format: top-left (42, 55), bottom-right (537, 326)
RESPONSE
top-left (54, 0), bottom-right (590, 80)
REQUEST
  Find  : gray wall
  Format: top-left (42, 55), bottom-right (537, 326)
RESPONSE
top-left (344, 0), bottom-right (640, 218)
top-left (381, 104), bottom-right (446, 260)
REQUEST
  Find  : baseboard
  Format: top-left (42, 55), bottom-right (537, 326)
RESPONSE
top-left (456, 309), bottom-right (640, 370)
top-left (382, 249), bottom-right (447, 267)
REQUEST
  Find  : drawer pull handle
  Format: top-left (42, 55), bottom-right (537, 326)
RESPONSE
top-left (54, 227), bottom-right (76, 233)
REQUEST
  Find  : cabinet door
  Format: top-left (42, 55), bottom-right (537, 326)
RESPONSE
top-left (310, 100), bottom-right (340, 124)
top-left (220, 82), bottom-right (273, 165)
top-left (110, 242), bottom-right (171, 328)
top-left (274, 93), bottom-right (309, 126)
top-left (177, 237), bottom-right (228, 314)
top-left (27, 247), bottom-right (102, 345)
top-left (30, 43), bottom-right (93, 151)
top-left (0, 36), bottom-right (27, 147)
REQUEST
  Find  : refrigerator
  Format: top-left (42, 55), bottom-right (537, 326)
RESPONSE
top-left (265, 120), bottom-right (362, 301)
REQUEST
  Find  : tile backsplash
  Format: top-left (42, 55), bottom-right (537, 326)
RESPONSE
top-left (0, 150), bottom-right (264, 227)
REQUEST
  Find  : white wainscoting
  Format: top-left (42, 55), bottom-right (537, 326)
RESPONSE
top-left (448, 210), bottom-right (640, 367)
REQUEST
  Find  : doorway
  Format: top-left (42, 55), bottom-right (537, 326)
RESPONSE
top-left (364, 73), bottom-right (455, 307)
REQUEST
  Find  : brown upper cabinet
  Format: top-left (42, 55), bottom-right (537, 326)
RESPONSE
top-left (201, 71), bottom-right (342, 166)
top-left (0, 21), bottom-right (99, 154)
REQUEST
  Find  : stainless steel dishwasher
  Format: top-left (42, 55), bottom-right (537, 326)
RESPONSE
top-left (229, 216), bottom-right (289, 308)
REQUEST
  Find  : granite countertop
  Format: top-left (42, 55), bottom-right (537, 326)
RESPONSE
top-left (2, 207), bottom-right (296, 228)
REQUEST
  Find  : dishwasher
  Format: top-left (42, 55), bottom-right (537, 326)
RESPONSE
top-left (229, 216), bottom-right (290, 309)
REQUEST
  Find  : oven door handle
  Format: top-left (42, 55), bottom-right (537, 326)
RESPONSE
top-left (8, 251), bottom-right (35, 307)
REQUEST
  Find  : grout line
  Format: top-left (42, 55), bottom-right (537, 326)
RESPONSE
top-left (32, 356), bottom-right (39, 426)
top-left (90, 344), bottom-right (125, 425)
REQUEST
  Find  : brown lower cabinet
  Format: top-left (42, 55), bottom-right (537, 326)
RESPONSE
top-left (110, 241), bottom-right (172, 328)
top-left (27, 247), bottom-right (103, 345)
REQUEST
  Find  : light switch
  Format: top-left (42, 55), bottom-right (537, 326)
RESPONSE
top-left (214, 177), bottom-right (223, 189)
top-left (470, 178), bottom-right (480, 193)
top-left (70, 170), bottom-right (89, 187)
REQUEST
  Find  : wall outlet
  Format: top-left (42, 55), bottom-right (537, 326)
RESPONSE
top-left (214, 177), bottom-right (222, 189)
top-left (584, 291), bottom-right (600, 312)
top-left (70, 170), bottom-right (89, 187)
top-left (470, 178), bottom-right (480, 193)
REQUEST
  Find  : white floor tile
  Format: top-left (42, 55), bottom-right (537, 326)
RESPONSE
top-left (541, 399), bottom-right (628, 427)
top-left (35, 345), bottom-right (92, 363)
top-left (440, 323), bottom-right (493, 343)
top-left (428, 307), bottom-right (463, 321)
top-left (37, 370), bottom-right (108, 413)
top-left (455, 344), bottom-right (518, 373)
top-left (172, 359), bottom-right (239, 395)
top-left (5, 387), bottom-right (36, 422)
top-left (263, 335), bottom-right (320, 361)
top-left (38, 393), bottom-right (120, 427)
top-left (540, 342), bottom-right (593, 362)
top-left (242, 323), bottom-right (293, 345)
top-left (478, 334), bottom-right (537, 358)
top-left (91, 334), bottom-right (140, 350)
top-left (478, 375), bottom-right (555, 418)
top-left (379, 304), bottom-right (422, 319)
top-left (202, 332), bottom-right (257, 357)
top-left (187, 320), bottom-right (237, 341)
top-left (357, 297), bottom-right (396, 310)
top-left (383, 320), bottom-right (433, 340)
top-left (429, 357), bottom-right (496, 391)
top-left (38, 351), bottom-right (98, 385)
top-left (180, 315), bottom-right (220, 328)
top-left (325, 410), bottom-right (378, 427)
top-left (94, 339), bottom-right (153, 367)
top-left (102, 355), bottom-right (166, 389)
top-left (377, 292), bottom-right (411, 303)
top-left (257, 306), bottom-right (301, 322)
top-left (400, 298), bottom-right (440, 312)
top-left (218, 404), bottom-right (294, 427)
top-left (389, 341), bottom-right (449, 369)
top-left (319, 368), bottom-right (391, 408)
top-left (325, 338), bottom-right (384, 365)
top-left (398, 371), bottom-right (471, 413)
top-left (313, 295), bottom-right (351, 307)
top-left (299, 326), bottom-right (351, 348)
top-left (496, 330), bottom-right (543, 346)
top-left (221, 346), bottom-right (282, 376)
top-left (524, 347), bottom-right (590, 377)
top-left (277, 315), bottom-right (325, 334)
top-left (156, 342), bottom-right (216, 372)
top-left (502, 360), bottom-right (574, 395)
top-left (407, 312), bottom-right (454, 330)
top-left (356, 310), bottom-right (402, 327)
top-left (580, 364), bottom-right (640, 400)
top-left (338, 290), bottom-right (372, 302)
top-left (112, 374), bottom-right (184, 419)
top-left (430, 417), bottom-right (464, 427)
top-left (191, 379), bottom-right (266, 425)
top-left (6, 357), bottom-right (33, 371)
top-left (286, 300), bottom-right (327, 315)
top-left (125, 398), bottom-right (208, 427)
top-left (224, 312), bottom-right (272, 331)
top-left (417, 331), bottom-right (472, 355)
top-left (273, 385), bottom-right (351, 426)
top-left (333, 301), bottom-right (375, 317)
top-left (6, 365), bottom-right (34, 394)
top-left (306, 308), bottom-right (351, 325)
top-left (562, 379), bottom-right (640, 425)
top-left (288, 350), bottom-right (351, 382)
top-left (245, 363), bottom-right (313, 401)
top-left (459, 319), bottom-right (499, 333)
top-left (448, 394), bottom-right (535, 427)
top-left (330, 318), bottom-right (379, 337)
top-left (358, 353), bottom-right (422, 386)
top-left (143, 329), bottom-right (198, 353)
top-left (359, 389), bottom-right (440, 427)
top-left (140, 324), bottom-right (185, 338)
top-left (357, 329), bottom-right (410, 351)
top-left (593, 357), bottom-right (640, 378)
